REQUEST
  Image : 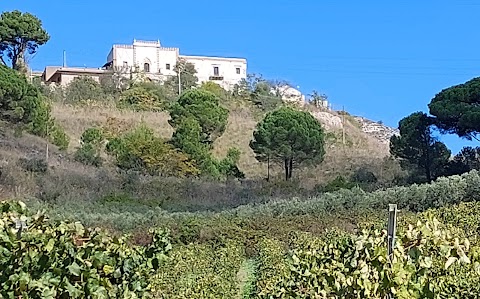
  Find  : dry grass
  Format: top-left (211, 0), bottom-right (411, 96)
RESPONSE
top-left (212, 102), bottom-right (266, 178)
top-left (4, 102), bottom-right (392, 193)
top-left (52, 102), bottom-right (174, 150)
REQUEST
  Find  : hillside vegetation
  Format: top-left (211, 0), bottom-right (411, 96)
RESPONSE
top-left (3, 9), bottom-right (480, 298)
top-left (3, 171), bottom-right (480, 298)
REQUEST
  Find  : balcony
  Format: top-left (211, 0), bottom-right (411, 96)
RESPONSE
top-left (209, 75), bottom-right (224, 81)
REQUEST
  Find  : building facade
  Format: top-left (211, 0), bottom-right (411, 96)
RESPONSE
top-left (105, 39), bottom-right (247, 90)
top-left (42, 66), bottom-right (107, 86)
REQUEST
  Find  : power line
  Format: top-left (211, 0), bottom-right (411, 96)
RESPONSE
top-left (256, 66), bottom-right (480, 77)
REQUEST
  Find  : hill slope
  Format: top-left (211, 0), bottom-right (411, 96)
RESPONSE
top-left (51, 101), bottom-right (397, 183)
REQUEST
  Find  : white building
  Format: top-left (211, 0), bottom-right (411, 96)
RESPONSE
top-left (104, 39), bottom-right (247, 90)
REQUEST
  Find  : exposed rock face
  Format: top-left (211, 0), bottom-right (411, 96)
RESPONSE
top-left (311, 111), bottom-right (343, 130)
top-left (354, 116), bottom-right (399, 144)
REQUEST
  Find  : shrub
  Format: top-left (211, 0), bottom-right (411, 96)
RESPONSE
top-left (198, 81), bottom-right (228, 100)
top-left (106, 124), bottom-right (199, 177)
top-left (0, 65), bottom-right (52, 134)
top-left (118, 84), bottom-right (165, 111)
top-left (0, 201), bottom-right (172, 298)
top-left (151, 241), bottom-right (244, 298)
top-left (321, 175), bottom-right (356, 192)
top-left (74, 127), bottom-right (105, 167)
top-left (351, 167), bottom-right (378, 183)
top-left (74, 144), bottom-right (103, 167)
top-left (217, 147), bottom-right (245, 179)
top-left (81, 127), bottom-right (105, 144)
top-left (65, 76), bottom-right (105, 102)
top-left (0, 65), bottom-right (42, 125)
top-left (50, 124), bottom-right (70, 150)
top-left (17, 157), bottom-right (48, 173)
top-left (256, 217), bottom-right (480, 298)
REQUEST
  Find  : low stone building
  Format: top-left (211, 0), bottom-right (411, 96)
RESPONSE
top-left (41, 66), bottom-right (107, 86)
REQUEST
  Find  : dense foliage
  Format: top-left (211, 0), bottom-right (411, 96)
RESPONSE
top-left (74, 127), bottom-right (105, 167)
top-left (0, 10), bottom-right (49, 72)
top-left (64, 76), bottom-right (105, 103)
top-left (251, 106), bottom-right (325, 180)
top-left (151, 241), bottom-right (243, 298)
top-left (7, 189), bottom-right (480, 297)
top-left (444, 146), bottom-right (480, 176)
top-left (390, 112), bottom-right (450, 183)
top-left (256, 217), bottom-right (480, 298)
top-left (0, 65), bottom-right (69, 149)
top-left (105, 124), bottom-right (199, 177)
top-left (198, 81), bottom-right (228, 100)
top-left (429, 77), bottom-right (480, 140)
top-left (118, 82), bottom-right (169, 111)
top-left (0, 201), bottom-right (171, 298)
top-left (234, 74), bottom-right (283, 111)
top-left (169, 89), bottom-right (228, 144)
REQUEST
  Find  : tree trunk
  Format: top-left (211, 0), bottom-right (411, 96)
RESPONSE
top-left (267, 156), bottom-right (270, 182)
top-left (284, 158), bottom-right (289, 181)
top-left (288, 158), bottom-right (293, 179)
top-left (424, 140), bottom-right (432, 183)
top-left (425, 161), bottom-right (432, 183)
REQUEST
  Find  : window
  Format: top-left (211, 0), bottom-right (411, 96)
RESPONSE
top-left (144, 63), bottom-right (150, 73)
top-left (166, 63), bottom-right (171, 70)
top-left (213, 66), bottom-right (219, 76)
top-left (123, 61), bottom-right (128, 68)
top-left (236, 67), bottom-right (241, 74)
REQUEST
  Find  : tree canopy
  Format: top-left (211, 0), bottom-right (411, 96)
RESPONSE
top-left (0, 10), bottom-right (49, 72)
top-left (169, 89), bottom-right (228, 144)
top-left (443, 146), bottom-right (480, 176)
top-left (0, 64), bottom-right (46, 126)
top-left (390, 112), bottom-right (450, 183)
top-left (164, 59), bottom-right (198, 94)
top-left (0, 65), bottom-right (69, 149)
top-left (250, 107), bottom-right (325, 180)
top-left (428, 77), bottom-right (480, 141)
top-left (233, 74), bottom-right (283, 111)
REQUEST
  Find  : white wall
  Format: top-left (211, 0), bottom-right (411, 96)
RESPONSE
top-left (107, 40), bottom-right (247, 90)
top-left (157, 48), bottom-right (179, 76)
top-left (112, 46), bottom-right (134, 70)
top-left (181, 55), bottom-right (247, 90)
top-left (133, 41), bottom-right (159, 73)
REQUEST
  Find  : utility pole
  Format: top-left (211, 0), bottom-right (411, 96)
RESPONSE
top-left (342, 105), bottom-right (346, 146)
top-left (45, 124), bottom-right (49, 163)
top-left (178, 70), bottom-right (181, 95)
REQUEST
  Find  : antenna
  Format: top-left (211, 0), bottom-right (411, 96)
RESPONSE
top-left (63, 50), bottom-right (66, 67)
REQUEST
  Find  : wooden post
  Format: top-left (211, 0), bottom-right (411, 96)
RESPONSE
top-left (386, 204), bottom-right (397, 299)
top-left (387, 204), bottom-right (397, 257)
top-left (15, 219), bottom-right (26, 239)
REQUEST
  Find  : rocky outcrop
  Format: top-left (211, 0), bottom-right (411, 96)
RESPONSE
top-left (354, 116), bottom-right (399, 144)
top-left (311, 111), bottom-right (343, 130)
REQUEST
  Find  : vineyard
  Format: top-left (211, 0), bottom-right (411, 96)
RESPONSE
top-left (2, 171), bottom-right (480, 298)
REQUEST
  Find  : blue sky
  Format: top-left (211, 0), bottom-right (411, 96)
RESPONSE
top-left (2, 0), bottom-right (480, 153)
